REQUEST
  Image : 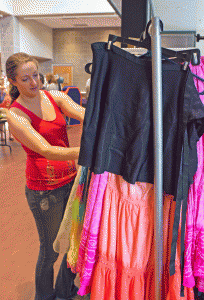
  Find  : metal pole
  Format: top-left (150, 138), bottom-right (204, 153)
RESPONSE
top-left (151, 16), bottom-right (163, 300)
top-left (148, 0), bottom-right (155, 19)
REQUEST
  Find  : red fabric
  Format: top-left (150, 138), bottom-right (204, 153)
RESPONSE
top-left (10, 91), bottom-right (76, 190)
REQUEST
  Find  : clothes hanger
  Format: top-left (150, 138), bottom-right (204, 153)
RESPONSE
top-left (192, 73), bottom-right (204, 82)
top-left (108, 20), bottom-right (201, 66)
top-left (191, 73), bottom-right (204, 95)
top-left (196, 34), bottom-right (204, 42)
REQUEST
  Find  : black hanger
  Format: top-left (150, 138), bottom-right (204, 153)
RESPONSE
top-left (108, 20), bottom-right (200, 66)
top-left (192, 73), bottom-right (204, 82)
top-left (85, 63), bottom-right (92, 75)
top-left (108, 20), bottom-right (154, 51)
top-left (196, 34), bottom-right (204, 42)
top-left (191, 73), bottom-right (204, 95)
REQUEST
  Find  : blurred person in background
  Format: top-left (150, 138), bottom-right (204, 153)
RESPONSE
top-left (39, 73), bottom-right (46, 90)
top-left (46, 73), bottom-right (59, 91)
top-left (0, 78), bottom-right (13, 140)
top-left (0, 77), bottom-right (6, 104)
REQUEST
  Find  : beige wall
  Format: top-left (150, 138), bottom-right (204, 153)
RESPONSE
top-left (52, 27), bottom-right (121, 91)
top-left (19, 19), bottom-right (53, 59)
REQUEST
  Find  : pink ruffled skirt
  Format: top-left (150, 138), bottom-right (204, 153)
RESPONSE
top-left (90, 173), bottom-right (194, 300)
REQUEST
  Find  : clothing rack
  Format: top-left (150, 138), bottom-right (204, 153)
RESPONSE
top-left (119, 18), bottom-right (164, 298)
top-left (196, 34), bottom-right (204, 42)
top-left (151, 16), bottom-right (163, 300)
top-left (150, 16), bottom-right (201, 300)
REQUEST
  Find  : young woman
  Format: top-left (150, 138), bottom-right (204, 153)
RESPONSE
top-left (6, 52), bottom-right (85, 300)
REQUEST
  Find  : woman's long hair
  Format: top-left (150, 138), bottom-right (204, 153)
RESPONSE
top-left (6, 52), bottom-right (39, 105)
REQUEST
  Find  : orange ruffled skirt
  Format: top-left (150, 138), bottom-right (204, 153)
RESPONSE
top-left (90, 173), bottom-right (194, 300)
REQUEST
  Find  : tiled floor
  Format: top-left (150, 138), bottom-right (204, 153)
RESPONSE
top-left (1, 125), bottom-right (87, 300)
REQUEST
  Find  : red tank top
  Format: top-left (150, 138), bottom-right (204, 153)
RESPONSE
top-left (10, 91), bottom-right (77, 190)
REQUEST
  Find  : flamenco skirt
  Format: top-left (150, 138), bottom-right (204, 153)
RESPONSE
top-left (90, 173), bottom-right (194, 300)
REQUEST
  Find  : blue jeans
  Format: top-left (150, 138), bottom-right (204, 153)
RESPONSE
top-left (25, 181), bottom-right (78, 300)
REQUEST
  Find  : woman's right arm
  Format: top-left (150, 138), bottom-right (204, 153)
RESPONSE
top-left (7, 109), bottom-right (80, 161)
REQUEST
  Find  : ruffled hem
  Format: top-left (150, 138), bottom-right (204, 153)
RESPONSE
top-left (89, 256), bottom-right (195, 300)
top-left (183, 276), bottom-right (196, 289)
top-left (196, 277), bottom-right (204, 293)
top-left (77, 283), bottom-right (91, 296)
top-left (90, 256), bottom-right (144, 300)
top-left (183, 276), bottom-right (204, 293)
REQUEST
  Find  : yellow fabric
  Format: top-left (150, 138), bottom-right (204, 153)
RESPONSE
top-left (53, 166), bottom-right (82, 253)
top-left (67, 177), bottom-right (86, 271)
top-left (67, 219), bottom-right (84, 272)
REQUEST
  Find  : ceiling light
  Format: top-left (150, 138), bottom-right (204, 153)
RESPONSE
top-left (23, 14), bottom-right (118, 21)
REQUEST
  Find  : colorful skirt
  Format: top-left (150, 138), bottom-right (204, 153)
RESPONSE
top-left (90, 173), bottom-right (194, 300)
top-left (183, 57), bottom-right (204, 293)
top-left (183, 134), bottom-right (204, 292)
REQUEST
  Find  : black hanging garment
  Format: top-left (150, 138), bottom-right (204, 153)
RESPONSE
top-left (78, 41), bottom-right (204, 297)
top-left (79, 42), bottom-right (204, 196)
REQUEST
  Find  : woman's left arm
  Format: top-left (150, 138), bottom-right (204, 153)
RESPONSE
top-left (49, 90), bottom-right (85, 122)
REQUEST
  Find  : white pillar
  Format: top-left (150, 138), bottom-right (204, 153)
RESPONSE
top-left (1, 16), bottom-right (20, 75)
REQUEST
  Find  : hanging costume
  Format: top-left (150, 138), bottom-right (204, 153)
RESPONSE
top-left (78, 42), bottom-right (204, 296)
top-left (66, 172), bottom-right (195, 299)
top-left (53, 166), bottom-right (82, 254)
top-left (76, 171), bottom-right (108, 295)
top-left (183, 57), bottom-right (204, 294)
top-left (53, 42), bottom-right (204, 299)
top-left (78, 42), bottom-right (204, 196)
top-left (77, 42), bottom-right (204, 299)
top-left (90, 174), bottom-right (195, 300)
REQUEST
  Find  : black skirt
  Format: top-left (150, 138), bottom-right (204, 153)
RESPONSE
top-left (79, 42), bottom-right (204, 196)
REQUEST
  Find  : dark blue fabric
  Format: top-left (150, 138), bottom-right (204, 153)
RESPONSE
top-left (79, 42), bottom-right (204, 196)
top-left (194, 287), bottom-right (204, 299)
